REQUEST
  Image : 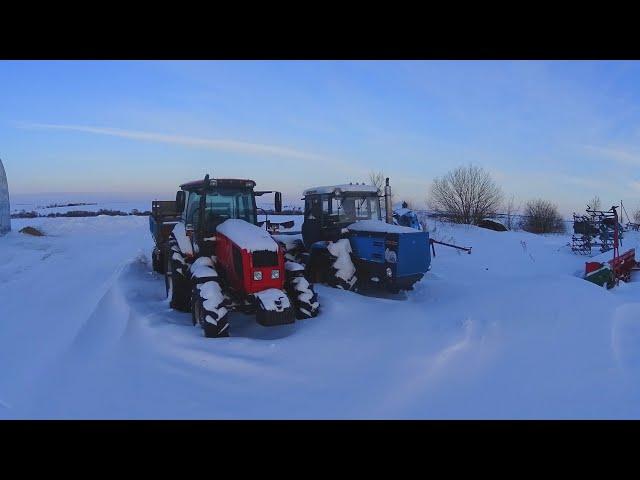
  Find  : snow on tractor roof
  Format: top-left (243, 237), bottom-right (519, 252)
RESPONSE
top-left (216, 219), bottom-right (278, 252)
top-left (347, 219), bottom-right (420, 234)
top-left (303, 183), bottom-right (379, 196)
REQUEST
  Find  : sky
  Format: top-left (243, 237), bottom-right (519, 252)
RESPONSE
top-left (1, 60), bottom-right (640, 216)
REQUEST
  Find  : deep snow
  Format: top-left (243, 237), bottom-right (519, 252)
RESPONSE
top-left (1, 215), bottom-right (640, 418)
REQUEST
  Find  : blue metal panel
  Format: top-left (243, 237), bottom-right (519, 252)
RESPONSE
top-left (396, 231), bottom-right (430, 276)
top-left (311, 240), bottom-right (330, 250)
top-left (349, 234), bottom-right (386, 263)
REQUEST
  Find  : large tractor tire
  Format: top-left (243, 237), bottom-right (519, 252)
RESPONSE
top-left (152, 245), bottom-right (165, 274)
top-left (164, 238), bottom-right (191, 312)
top-left (326, 240), bottom-right (358, 291)
top-left (285, 264), bottom-right (320, 319)
top-left (191, 280), bottom-right (230, 338)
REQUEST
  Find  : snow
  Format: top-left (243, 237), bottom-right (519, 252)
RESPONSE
top-left (2, 214), bottom-right (640, 418)
top-left (198, 281), bottom-right (228, 322)
top-left (347, 219), bottom-right (419, 234)
top-left (254, 288), bottom-right (291, 312)
top-left (285, 261), bottom-right (305, 272)
top-left (217, 219), bottom-right (278, 252)
top-left (326, 239), bottom-right (356, 284)
top-left (272, 234), bottom-right (303, 251)
top-left (191, 257), bottom-right (218, 279)
top-left (170, 221), bottom-right (194, 256)
top-left (303, 184), bottom-right (379, 196)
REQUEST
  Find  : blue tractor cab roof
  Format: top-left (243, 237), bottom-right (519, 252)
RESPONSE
top-left (303, 183), bottom-right (379, 198)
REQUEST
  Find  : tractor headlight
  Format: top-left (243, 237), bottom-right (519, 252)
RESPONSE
top-left (271, 269), bottom-right (280, 279)
top-left (386, 267), bottom-right (393, 278)
top-left (253, 271), bottom-right (263, 281)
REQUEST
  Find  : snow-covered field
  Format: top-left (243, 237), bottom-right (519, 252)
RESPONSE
top-left (1, 215), bottom-right (640, 419)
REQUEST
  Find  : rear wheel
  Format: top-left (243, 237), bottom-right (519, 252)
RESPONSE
top-left (285, 268), bottom-right (320, 319)
top-left (165, 240), bottom-right (190, 312)
top-left (152, 246), bottom-right (165, 273)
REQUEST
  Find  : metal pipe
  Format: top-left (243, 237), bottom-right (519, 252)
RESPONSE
top-left (384, 177), bottom-right (393, 224)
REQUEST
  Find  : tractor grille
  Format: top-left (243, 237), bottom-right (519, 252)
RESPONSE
top-left (252, 250), bottom-right (279, 267)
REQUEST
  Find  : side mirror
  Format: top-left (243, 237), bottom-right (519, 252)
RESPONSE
top-left (275, 192), bottom-right (282, 213)
top-left (176, 190), bottom-right (186, 213)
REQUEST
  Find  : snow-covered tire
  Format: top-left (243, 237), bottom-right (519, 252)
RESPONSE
top-left (192, 280), bottom-right (229, 338)
top-left (326, 240), bottom-right (357, 291)
top-left (288, 275), bottom-right (320, 319)
top-left (165, 238), bottom-right (190, 312)
top-left (152, 246), bottom-right (165, 274)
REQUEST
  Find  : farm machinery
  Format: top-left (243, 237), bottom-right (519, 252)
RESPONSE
top-left (580, 205), bottom-right (640, 288)
top-left (571, 205), bottom-right (625, 255)
top-left (150, 175), bottom-right (319, 338)
top-left (278, 179), bottom-right (432, 294)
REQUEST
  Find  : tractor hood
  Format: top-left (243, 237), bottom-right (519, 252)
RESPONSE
top-left (216, 219), bottom-right (278, 252)
top-left (346, 219), bottom-right (419, 234)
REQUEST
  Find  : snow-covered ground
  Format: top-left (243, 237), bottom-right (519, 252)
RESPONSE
top-left (1, 215), bottom-right (640, 419)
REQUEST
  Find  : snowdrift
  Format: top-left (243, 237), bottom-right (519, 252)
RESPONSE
top-left (1, 216), bottom-right (640, 418)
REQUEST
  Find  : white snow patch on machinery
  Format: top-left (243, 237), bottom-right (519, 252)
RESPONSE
top-left (347, 219), bottom-right (419, 234)
top-left (272, 234), bottom-right (303, 252)
top-left (327, 239), bottom-right (356, 284)
top-left (217, 219), bottom-right (278, 253)
top-left (291, 276), bottom-right (318, 305)
top-left (285, 261), bottom-right (305, 272)
top-left (198, 280), bottom-right (228, 323)
top-left (254, 288), bottom-right (291, 312)
top-left (191, 256), bottom-right (218, 279)
top-left (171, 221), bottom-right (193, 256)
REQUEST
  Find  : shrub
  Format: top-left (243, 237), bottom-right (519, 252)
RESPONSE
top-left (428, 164), bottom-right (502, 224)
top-left (521, 199), bottom-right (566, 234)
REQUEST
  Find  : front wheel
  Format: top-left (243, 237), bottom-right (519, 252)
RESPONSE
top-left (192, 281), bottom-right (230, 338)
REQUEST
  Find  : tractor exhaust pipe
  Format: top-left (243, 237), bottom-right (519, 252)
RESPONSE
top-left (385, 177), bottom-right (393, 224)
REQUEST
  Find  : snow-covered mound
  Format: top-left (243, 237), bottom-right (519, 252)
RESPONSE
top-left (217, 219), bottom-right (278, 252)
top-left (2, 215), bottom-right (640, 419)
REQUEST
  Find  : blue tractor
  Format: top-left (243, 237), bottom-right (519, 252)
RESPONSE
top-left (291, 179), bottom-right (431, 294)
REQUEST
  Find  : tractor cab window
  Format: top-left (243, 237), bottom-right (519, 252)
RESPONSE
top-left (305, 196), bottom-right (322, 220)
top-left (332, 194), bottom-right (381, 223)
top-left (202, 188), bottom-right (256, 232)
top-left (185, 191), bottom-right (201, 226)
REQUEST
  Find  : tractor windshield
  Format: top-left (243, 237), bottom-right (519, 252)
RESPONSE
top-left (202, 188), bottom-right (256, 231)
top-left (335, 194), bottom-right (381, 223)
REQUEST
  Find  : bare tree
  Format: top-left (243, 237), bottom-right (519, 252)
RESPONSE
top-left (368, 171), bottom-right (386, 194)
top-left (503, 193), bottom-right (521, 230)
top-left (521, 199), bottom-right (566, 234)
top-left (427, 164), bottom-right (503, 224)
top-left (588, 195), bottom-right (601, 211)
top-left (633, 207), bottom-right (640, 224)
top-left (368, 170), bottom-right (395, 205)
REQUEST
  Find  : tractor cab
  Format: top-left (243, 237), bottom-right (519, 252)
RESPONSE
top-left (175, 176), bottom-right (282, 248)
top-left (301, 183), bottom-right (381, 248)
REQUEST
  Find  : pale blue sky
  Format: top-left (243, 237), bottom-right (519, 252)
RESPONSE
top-left (1, 60), bottom-right (640, 215)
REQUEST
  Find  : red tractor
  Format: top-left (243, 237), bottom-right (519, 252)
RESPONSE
top-left (149, 175), bottom-right (320, 337)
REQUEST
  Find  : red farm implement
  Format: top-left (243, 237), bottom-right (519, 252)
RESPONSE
top-left (583, 206), bottom-right (640, 288)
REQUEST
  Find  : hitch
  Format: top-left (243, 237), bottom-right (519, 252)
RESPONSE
top-left (429, 238), bottom-right (472, 257)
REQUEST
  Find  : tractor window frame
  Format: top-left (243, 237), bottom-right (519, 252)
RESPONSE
top-left (185, 191), bottom-right (201, 226)
top-left (305, 195), bottom-right (323, 220)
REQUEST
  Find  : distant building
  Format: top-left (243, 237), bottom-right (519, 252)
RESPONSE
top-left (0, 158), bottom-right (10, 234)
